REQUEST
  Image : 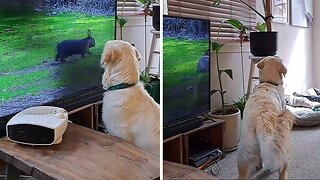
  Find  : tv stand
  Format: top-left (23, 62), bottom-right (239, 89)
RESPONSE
top-left (67, 100), bottom-right (103, 131)
top-left (163, 116), bottom-right (204, 139)
top-left (164, 116), bottom-right (225, 168)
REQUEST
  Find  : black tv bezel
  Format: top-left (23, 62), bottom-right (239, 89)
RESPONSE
top-left (163, 15), bottom-right (211, 139)
top-left (0, 0), bottom-right (117, 133)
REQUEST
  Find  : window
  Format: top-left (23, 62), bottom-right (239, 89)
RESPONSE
top-left (273, 0), bottom-right (288, 23)
top-left (167, 0), bottom-right (256, 41)
top-left (117, 0), bottom-right (144, 17)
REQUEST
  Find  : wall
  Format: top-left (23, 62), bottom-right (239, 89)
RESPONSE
top-left (210, 0), bottom-right (315, 109)
top-left (116, 16), bottom-right (160, 74)
top-left (313, 0), bottom-right (320, 88)
top-left (274, 22), bottom-right (314, 94)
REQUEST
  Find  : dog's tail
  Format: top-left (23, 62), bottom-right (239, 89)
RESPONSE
top-left (256, 109), bottom-right (294, 172)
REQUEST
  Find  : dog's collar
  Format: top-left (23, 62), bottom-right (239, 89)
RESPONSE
top-left (260, 81), bottom-right (279, 86)
top-left (105, 83), bottom-right (136, 91)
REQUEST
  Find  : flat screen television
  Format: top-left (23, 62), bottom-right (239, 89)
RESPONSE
top-left (0, 0), bottom-right (116, 125)
top-left (163, 16), bottom-right (210, 138)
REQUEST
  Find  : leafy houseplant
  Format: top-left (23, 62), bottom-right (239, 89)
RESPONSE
top-left (233, 93), bottom-right (249, 119)
top-left (214, 19), bottom-right (249, 119)
top-left (140, 69), bottom-right (160, 104)
top-left (211, 19), bottom-right (246, 115)
top-left (213, 0), bottom-right (277, 56)
top-left (210, 20), bottom-right (241, 151)
top-left (213, 0), bottom-right (272, 31)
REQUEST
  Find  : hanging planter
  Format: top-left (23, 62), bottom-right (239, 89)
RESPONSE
top-left (250, 31), bottom-right (278, 56)
top-left (152, 4), bottom-right (160, 31)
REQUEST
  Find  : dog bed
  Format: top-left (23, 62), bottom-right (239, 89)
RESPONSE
top-left (287, 105), bottom-right (320, 127)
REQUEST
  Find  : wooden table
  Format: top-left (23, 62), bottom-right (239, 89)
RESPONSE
top-left (0, 123), bottom-right (160, 180)
top-left (163, 161), bottom-right (218, 179)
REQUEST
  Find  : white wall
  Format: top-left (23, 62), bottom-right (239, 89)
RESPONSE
top-left (116, 16), bottom-right (160, 74)
top-left (274, 23), bottom-right (314, 94)
top-left (313, 0), bottom-right (320, 88)
top-left (211, 0), bottom-right (315, 109)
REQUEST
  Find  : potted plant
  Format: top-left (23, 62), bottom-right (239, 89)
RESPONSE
top-left (140, 68), bottom-right (160, 104)
top-left (213, 0), bottom-right (277, 56)
top-left (209, 21), bottom-right (241, 152)
top-left (219, 19), bottom-right (249, 120)
top-left (233, 93), bottom-right (249, 119)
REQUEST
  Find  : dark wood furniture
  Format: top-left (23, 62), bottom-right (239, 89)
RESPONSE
top-left (163, 119), bottom-right (225, 165)
top-left (163, 160), bottom-right (218, 179)
top-left (68, 101), bottom-right (103, 130)
top-left (0, 123), bottom-right (160, 180)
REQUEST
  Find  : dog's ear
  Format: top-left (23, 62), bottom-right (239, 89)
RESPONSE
top-left (279, 62), bottom-right (287, 77)
top-left (101, 43), bottom-right (118, 67)
top-left (257, 59), bottom-right (265, 69)
top-left (101, 48), bottom-right (111, 67)
top-left (133, 46), bottom-right (142, 61)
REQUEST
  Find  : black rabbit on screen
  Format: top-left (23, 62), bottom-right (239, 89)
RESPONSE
top-left (53, 29), bottom-right (95, 65)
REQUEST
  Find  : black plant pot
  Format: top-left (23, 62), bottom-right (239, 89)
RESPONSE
top-left (250, 32), bottom-right (278, 56)
top-left (152, 5), bottom-right (160, 31)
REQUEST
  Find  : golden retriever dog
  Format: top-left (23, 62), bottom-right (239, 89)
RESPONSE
top-left (237, 56), bottom-right (295, 179)
top-left (100, 40), bottom-right (160, 156)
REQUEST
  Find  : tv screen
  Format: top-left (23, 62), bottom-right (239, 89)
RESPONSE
top-left (0, 0), bottom-right (116, 118)
top-left (163, 16), bottom-right (210, 127)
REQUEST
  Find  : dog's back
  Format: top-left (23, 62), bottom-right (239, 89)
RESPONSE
top-left (237, 57), bottom-right (294, 179)
top-left (238, 83), bottom-right (294, 179)
top-left (102, 84), bottom-right (160, 156)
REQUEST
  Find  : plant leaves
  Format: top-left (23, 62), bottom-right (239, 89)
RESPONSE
top-left (116, 16), bottom-right (129, 27)
top-left (256, 22), bottom-right (267, 32)
top-left (136, 0), bottom-right (155, 6)
top-left (210, 89), bottom-right (219, 95)
top-left (223, 91), bottom-right (227, 94)
top-left (226, 19), bottom-right (243, 30)
top-left (136, 0), bottom-right (145, 4)
top-left (212, 0), bottom-right (222, 7)
top-left (211, 41), bottom-right (224, 52)
top-left (240, 0), bottom-right (266, 22)
top-left (221, 69), bottom-right (233, 80)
